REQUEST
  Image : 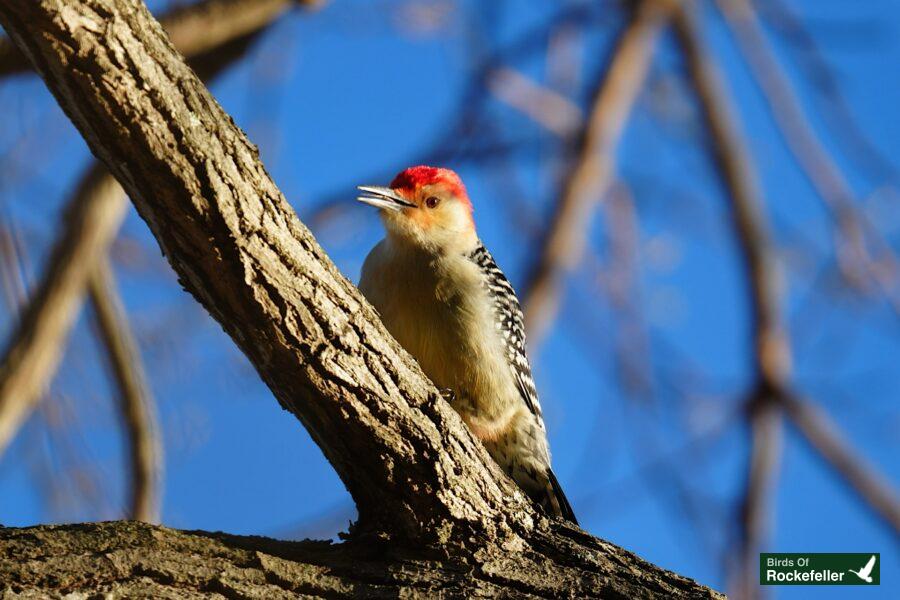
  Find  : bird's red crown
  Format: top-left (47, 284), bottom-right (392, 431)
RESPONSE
top-left (390, 166), bottom-right (471, 211)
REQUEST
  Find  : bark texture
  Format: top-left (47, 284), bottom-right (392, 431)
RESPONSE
top-left (0, 521), bottom-right (720, 599)
top-left (0, 0), bottom-right (309, 78)
top-left (0, 0), bottom-right (723, 597)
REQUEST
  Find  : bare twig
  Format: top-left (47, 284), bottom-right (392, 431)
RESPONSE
top-left (88, 259), bottom-right (162, 523)
top-left (759, 0), bottom-right (898, 181)
top-left (673, 4), bottom-right (789, 596)
top-left (546, 21), bottom-right (583, 98)
top-left (522, 0), bottom-right (673, 351)
top-left (716, 0), bottom-right (900, 314)
top-left (1, 203), bottom-right (115, 520)
top-left (782, 393), bottom-right (900, 536)
top-left (487, 67), bottom-right (582, 138)
top-left (0, 216), bottom-right (28, 312)
top-left (597, 182), bottom-right (653, 399)
top-left (0, 165), bottom-right (126, 457)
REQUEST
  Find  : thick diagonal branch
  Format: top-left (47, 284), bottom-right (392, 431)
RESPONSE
top-left (522, 0), bottom-right (673, 351)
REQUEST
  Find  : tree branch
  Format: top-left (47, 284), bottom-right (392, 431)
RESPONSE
top-left (782, 393), bottom-right (900, 536)
top-left (0, 164), bottom-right (126, 457)
top-left (600, 182), bottom-right (654, 399)
top-left (0, 0), bottom-right (313, 79)
top-left (758, 0), bottom-right (898, 182)
top-left (0, 520), bottom-right (721, 599)
top-left (716, 0), bottom-right (900, 314)
top-left (673, 4), bottom-right (787, 597)
top-left (674, 3), bottom-right (900, 568)
top-left (522, 0), bottom-right (673, 351)
top-left (487, 67), bottom-right (582, 138)
top-left (88, 258), bottom-right (162, 523)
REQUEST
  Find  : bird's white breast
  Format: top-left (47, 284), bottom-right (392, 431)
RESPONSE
top-left (359, 239), bottom-right (523, 438)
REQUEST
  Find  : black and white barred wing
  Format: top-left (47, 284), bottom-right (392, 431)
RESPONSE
top-left (469, 242), bottom-right (543, 420)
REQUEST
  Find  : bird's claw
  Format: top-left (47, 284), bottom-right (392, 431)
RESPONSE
top-left (439, 387), bottom-right (456, 403)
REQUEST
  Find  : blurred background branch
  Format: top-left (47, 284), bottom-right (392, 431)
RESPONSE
top-left (717, 0), bottom-right (900, 314)
top-left (783, 392), bottom-right (900, 537)
top-left (88, 258), bottom-right (161, 523)
top-left (522, 0), bottom-right (672, 351)
top-left (673, 5), bottom-right (788, 596)
top-left (0, 0), bottom-right (317, 521)
top-left (0, 164), bottom-right (126, 458)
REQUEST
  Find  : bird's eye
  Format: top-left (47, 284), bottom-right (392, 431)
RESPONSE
top-left (425, 196), bottom-right (440, 209)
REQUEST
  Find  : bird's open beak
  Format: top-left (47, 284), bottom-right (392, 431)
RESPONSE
top-left (357, 186), bottom-right (417, 212)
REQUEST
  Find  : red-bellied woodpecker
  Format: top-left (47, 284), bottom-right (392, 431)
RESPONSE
top-left (357, 165), bottom-right (577, 523)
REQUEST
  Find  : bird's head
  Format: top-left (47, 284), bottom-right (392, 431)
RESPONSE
top-left (357, 166), bottom-right (476, 253)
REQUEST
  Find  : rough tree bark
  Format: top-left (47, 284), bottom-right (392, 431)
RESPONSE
top-left (0, 0), bottom-right (312, 78)
top-left (0, 0), bottom-right (722, 597)
top-left (0, 521), bottom-right (715, 599)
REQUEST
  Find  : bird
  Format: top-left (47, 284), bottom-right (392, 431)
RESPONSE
top-left (848, 555), bottom-right (877, 583)
top-left (356, 165), bottom-right (577, 524)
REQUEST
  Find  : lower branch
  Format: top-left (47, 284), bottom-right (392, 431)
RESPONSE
top-left (0, 521), bottom-right (722, 599)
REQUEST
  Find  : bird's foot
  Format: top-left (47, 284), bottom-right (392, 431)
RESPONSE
top-left (439, 387), bottom-right (456, 404)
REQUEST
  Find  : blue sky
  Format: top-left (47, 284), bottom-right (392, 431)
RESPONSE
top-left (0, 1), bottom-right (897, 597)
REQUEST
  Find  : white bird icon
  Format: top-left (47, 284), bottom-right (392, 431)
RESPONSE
top-left (847, 555), bottom-right (877, 583)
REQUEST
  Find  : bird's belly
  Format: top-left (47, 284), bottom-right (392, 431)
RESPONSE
top-left (375, 282), bottom-right (520, 438)
top-left (378, 287), bottom-right (464, 388)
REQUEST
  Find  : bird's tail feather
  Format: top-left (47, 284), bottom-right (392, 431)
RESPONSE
top-left (543, 468), bottom-right (578, 525)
